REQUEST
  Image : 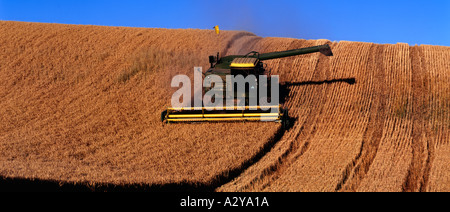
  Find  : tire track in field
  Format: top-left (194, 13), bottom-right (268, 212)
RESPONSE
top-left (402, 45), bottom-right (434, 192)
top-left (216, 39), bottom-right (329, 191)
top-left (423, 45), bottom-right (450, 191)
top-left (255, 41), bottom-right (334, 191)
top-left (335, 44), bottom-right (386, 191)
top-left (416, 45), bottom-right (435, 192)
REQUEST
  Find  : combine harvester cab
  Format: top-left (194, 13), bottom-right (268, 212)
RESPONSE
top-left (161, 44), bottom-right (333, 128)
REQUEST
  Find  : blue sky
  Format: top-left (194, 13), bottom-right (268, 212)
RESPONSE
top-left (1, 0), bottom-right (449, 46)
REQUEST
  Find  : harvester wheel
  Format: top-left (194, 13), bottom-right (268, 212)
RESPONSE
top-left (282, 109), bottom-right (289, 129)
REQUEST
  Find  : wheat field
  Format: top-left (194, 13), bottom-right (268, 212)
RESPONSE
top-left (0, 21), bottom-right (448, 191)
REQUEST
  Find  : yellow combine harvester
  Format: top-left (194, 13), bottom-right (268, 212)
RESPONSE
top-left (161, 44), bottom-right (333, 127)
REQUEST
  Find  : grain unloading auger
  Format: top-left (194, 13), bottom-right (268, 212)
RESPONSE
top-left (161, 44), bottom-right (333, 127)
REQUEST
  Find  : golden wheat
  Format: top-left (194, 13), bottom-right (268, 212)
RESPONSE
top-left (0, 21), bottom-right (448, 191)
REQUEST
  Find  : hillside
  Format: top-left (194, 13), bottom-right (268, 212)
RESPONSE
top-left (219, 39), bottom-right (449, 192)
top-left (0, 21), bottom-right (448, 191)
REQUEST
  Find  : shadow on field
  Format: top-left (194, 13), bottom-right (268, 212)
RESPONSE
top-left (284, 77), bottom-right (356, 86)
top-left (0, 176), bottom-right (215, 192)
top-left (280, 77), bottom-right (356, 104)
